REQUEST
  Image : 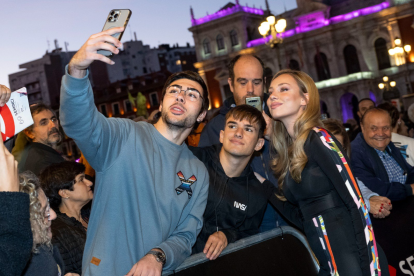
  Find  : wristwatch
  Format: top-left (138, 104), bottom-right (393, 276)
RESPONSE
top-left (147, 249), bottom-right (166, 266)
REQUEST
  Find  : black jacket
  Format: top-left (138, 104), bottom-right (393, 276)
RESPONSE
top-left (51, 210), bottom-right (87, 274)
top-left (351, 132), bottom-right (414, 201)
top-left (0, 192), bottom-right (33, 276)
top-left (19, 142), bottom-right (64, 175)
top-left (22, 245), bottom-right (64, 276)
top-left (190, 145), bottom-right (275, 254)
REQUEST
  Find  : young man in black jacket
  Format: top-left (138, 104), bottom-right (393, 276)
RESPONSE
top-left (190, 105), bottom-right (301, 260)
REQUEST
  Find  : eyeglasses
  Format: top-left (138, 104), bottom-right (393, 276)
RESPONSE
top-left (165, 85), bottom-right (203, 102)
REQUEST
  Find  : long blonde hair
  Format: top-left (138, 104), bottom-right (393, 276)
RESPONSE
top-left (19, 171), bottom-right (52, 253)
top-left (269, 69), bottom-right (322, 199)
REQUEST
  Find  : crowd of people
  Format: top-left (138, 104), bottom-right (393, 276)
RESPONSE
top-left (2, 26), bottom-right (414, 276)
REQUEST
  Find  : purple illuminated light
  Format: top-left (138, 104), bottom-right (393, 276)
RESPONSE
top-left (246, 1), bottom-right (390, 48)
top-left (192, 4), bottom-right (264, 26)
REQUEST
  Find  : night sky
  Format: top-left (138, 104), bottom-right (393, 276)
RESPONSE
top-left (0, 0), bottom-right (297, 87)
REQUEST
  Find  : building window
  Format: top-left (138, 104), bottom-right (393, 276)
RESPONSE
top-left (143, 67), bottom-right (147, 74)
top-left (100, 104), bottom-right (108, 117)
top-left (203, 39), bottom-right (211, 55)
top-left (112, 103), bottom-right (120, 115)
top-left (230, 30), bottom-right (238, 46)
top-left (343, 45), bottom-right (361, 74)
top-left (288, 59), bottom-right (301, 71)
top-left (314, 52), bottom-right (331, 81)
top-left (216, 34), bottom-right (225, 50)
top-left (176, 60), bottom-right (181, 65)
top-left (375, 38), bottom-right (391, 70)
top-left (149, 92), bottom-right (159, 107)
top-left (116, 88), bottom-right (121, 94)
top-left (124, 100), bottom-right (133, 113)
top-left (128, 84), bottom-right (133, 90)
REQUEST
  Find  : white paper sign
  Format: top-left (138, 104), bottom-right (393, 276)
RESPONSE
top-left (0, 87), bottom-right (34, 141)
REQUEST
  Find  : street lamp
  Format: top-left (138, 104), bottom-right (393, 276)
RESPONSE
top-left (388, 37), bottom-right (412, 94)
top-left (258, 15), bottom-right (287, 48)
top-left (379, 75), bottom-right (400, 101)
top-left (258, 15), bottom-right (286, 73)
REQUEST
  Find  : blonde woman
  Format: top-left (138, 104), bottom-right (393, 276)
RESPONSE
top-left (264, 70), bottom-right (380, 275)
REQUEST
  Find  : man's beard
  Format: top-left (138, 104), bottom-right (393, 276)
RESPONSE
top-left (46, 128), bottom-right (62, 146)
top-left (161, 111), bottom-right (198, 131)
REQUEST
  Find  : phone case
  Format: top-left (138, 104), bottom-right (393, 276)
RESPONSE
top-left (245, 97), bottom-right (262, 112)
top-left (97, 9), bottom-right (132, 57)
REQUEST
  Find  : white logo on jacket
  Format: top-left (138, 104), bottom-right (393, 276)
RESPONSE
top-left (234, 201), bottom-right (247, 211)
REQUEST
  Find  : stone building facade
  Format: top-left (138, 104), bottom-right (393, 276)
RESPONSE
top-left (189, 0), bottom-right (414, 121)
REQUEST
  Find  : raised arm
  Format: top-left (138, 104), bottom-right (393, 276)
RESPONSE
top-left (254, 173), bottom-right (304, 231)
top-left (0, 128), bottom-right (32, 276)
top-left (60, 27), bottom-right (132, 172)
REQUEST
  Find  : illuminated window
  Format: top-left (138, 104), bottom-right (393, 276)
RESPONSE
top-left (216, 34), bottom-right (225, 50)
top-left (230, 30), bottom-right (238, 46)
top-left (149, 92), bottom-right (159, 107)
top-left (375, 38), bottom-right (391, 70)
top-left (203, 39), bottom-right (211, 54)
top-left (344, 45), bottom-right (361, 74)
top-left (100, 104), bottom-right (108, 117)
top-left (112, 103), bottom-right (120, 115)
top-left (289, 59), bottom-right (300, 71)
top-left (314, 52), bottom-right (331, 81)
top-left (124, 100), bottom-right (133, 113)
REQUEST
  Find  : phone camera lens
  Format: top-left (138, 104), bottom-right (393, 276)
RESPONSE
top-left (111, 11), bottom-right (115, 16)
top-left (114, 14), bottom-right (119, 18)
top-left (108, 17), bottom-right (113, 21)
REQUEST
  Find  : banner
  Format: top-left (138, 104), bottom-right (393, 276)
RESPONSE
top-left (0, 87), bottom-right (33, 141)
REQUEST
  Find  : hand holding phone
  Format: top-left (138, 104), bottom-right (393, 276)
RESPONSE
top-left (68, 10), bottom-right (132, 78)
top-left (97, 9), bottom-right (132, 57)
top-left (245, 97), bottom-right (262, 112)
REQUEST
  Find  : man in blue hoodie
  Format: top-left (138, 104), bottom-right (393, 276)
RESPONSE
top-left (199, 54), bottom-right (287, 231)
top-left (59, 27), bottom-right (209, 276)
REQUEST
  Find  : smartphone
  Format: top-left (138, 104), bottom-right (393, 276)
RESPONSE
top-left (245, 97), bottom-right (262, 112)
top-left (97, 9), bottom-right (132, 57)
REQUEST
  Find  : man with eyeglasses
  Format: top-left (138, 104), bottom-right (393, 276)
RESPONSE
top-left (18, 103), bottom-right (64, 175)
top-left (59, 27), bottom-right (210, 276)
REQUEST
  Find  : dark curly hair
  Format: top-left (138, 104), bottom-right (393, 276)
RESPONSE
top-left (39, 161), bottom-right (85, 209)
top-left (377, 102), bottom-right (399, 129)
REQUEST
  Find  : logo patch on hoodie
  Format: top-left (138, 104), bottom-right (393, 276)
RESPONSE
top-left (234, 201), bottom-right (247, 211)
top-left (175, 171), bottom-right (197, 199)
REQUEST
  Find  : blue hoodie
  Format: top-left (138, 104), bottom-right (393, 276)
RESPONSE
top-left (60, 67), bottom-right (209, 275)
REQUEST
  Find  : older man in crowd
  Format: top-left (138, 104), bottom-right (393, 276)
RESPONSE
top-left (18, 103), bottom-right (64, 175)
top-left (351, 108), bottom-right (414, 201)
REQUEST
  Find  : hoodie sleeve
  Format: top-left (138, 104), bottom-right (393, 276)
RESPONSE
top-left (60, 66), bottom-right (132, 172)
